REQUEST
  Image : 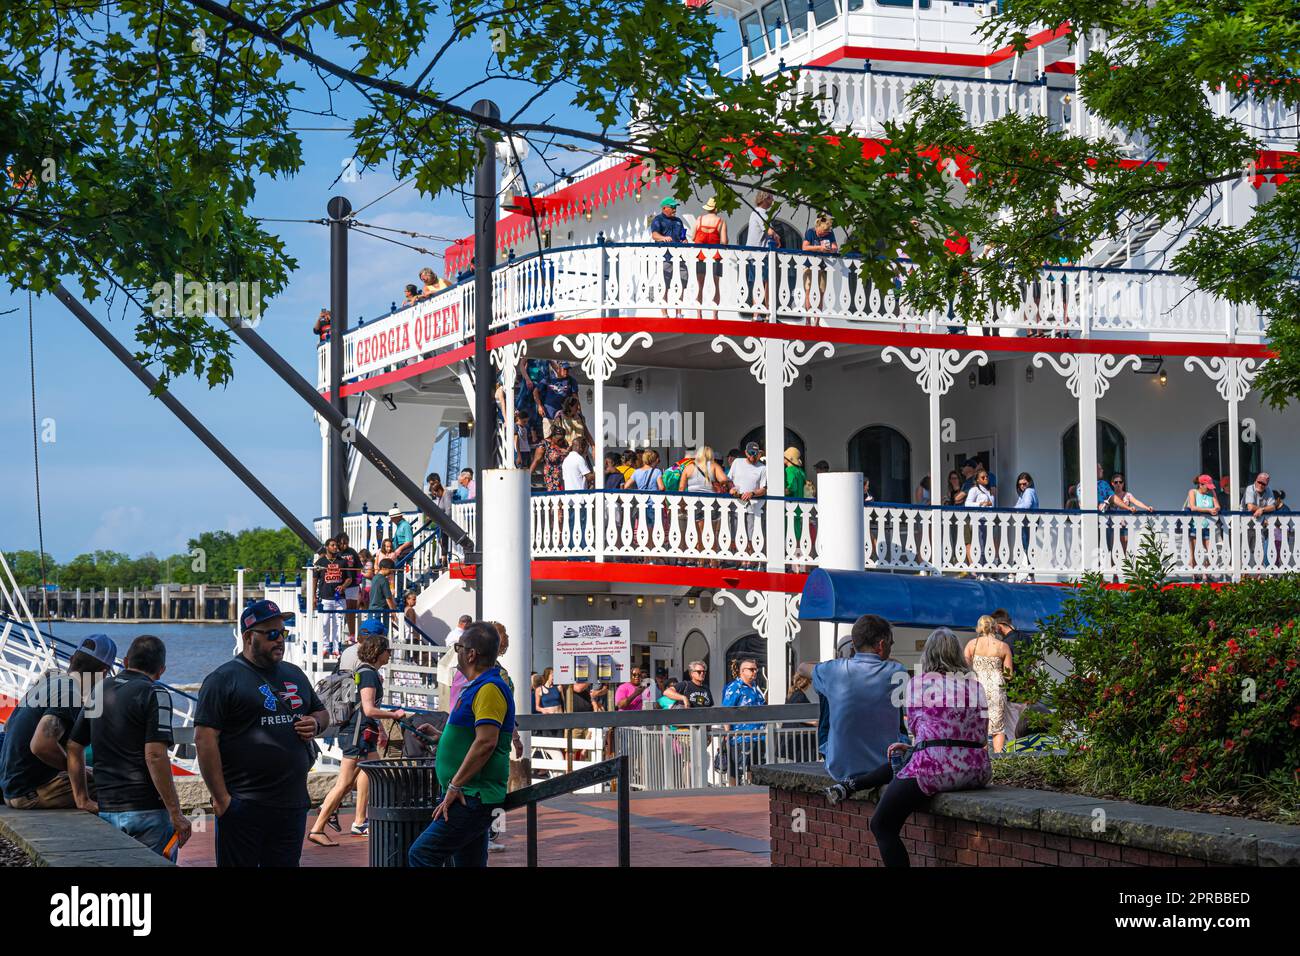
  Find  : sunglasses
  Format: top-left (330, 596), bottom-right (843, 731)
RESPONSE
top-left (254, 628), bottom-right (287, 642)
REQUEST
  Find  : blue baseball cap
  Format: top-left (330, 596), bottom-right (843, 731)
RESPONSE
top-left (76, 634), bottom-right (118, 669)
top-left (359, 618), bottom-right (386, 636)
top-left (240, 598), bottom-right (296, 632)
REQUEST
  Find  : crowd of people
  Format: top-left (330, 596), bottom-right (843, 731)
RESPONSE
top-left (0, 606), bottom-right (527, 868)
top-left (0, 595), bottom-right (1032, 869)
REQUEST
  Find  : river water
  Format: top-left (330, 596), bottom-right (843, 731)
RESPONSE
top-left (43, 622), bottom-right (236, 690)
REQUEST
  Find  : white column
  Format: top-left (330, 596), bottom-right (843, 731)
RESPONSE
top-left (1077, 354), bottom-right (1100, 574)
top-left (1034, 353), bottom-right (1139, 576)
top-left (555, 331), bottom-right (652, 564)
top-left (319, 414), bottom-right (330, 521)
top-left (764, 338), bottom-right (787, 704)
top-left (1185, 357), bottom-right (1260, 581)
top-left (882, 347), bottom-right (988, 574)
top-left (815, 472), bottom-right (865, 660)
top-left (712, 335), bottom-right (832, 704)
top-left (926, 352), bottom-right (943, 573)
top-left (1228, 387), bottom-right (1242, 580)
top-left (764, 338), bottom-right (785, 575)
top-left (593, 338), bottom-right (606, 562)
top-left (481, 468), bottom-right (532, 731)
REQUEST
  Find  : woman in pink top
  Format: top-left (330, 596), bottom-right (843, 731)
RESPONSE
top-left (614, 667), bottom-right (648, 710)
top-left (824, 627), bottom-right (991, 867)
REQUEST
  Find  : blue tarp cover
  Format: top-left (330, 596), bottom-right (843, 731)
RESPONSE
top-left (798, 569), bottom-right (1071, 632)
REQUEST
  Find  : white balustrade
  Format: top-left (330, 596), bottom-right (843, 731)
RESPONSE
top-left (599, 491), bottom-right (770, 564)
top-left (328, 245), bottom-right (1256, 386)
top-left (316, 499), bottom-right (1290, 584)
top-left (785, 500), bottom-right (817, 565)
top-left (786, 68), bottom-right (1043, 136)
top-left (1238, 513), bottom-right (1300, 575)
top-left (1073, 83), bottom-right (1299, 152)
top-left (532, 492), bottom-right (598, 557)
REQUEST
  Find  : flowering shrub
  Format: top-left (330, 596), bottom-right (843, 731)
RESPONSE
top-left (1010, 538), bottom-right (1300, 809)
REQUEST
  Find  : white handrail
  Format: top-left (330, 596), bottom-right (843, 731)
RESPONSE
top-left (325, 245), bottom-right (1261, 387)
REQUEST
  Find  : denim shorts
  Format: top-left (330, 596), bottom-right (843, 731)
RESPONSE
top-left (100, 808), bottom-right (177, 861)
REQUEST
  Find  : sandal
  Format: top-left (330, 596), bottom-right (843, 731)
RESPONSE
top-left (307, 831), bottom-right (338, 847)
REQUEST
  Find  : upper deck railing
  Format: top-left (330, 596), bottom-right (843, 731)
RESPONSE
top-left (320, 242), bottom-right (1263, 387)
top-left (773, 65), bottom-right (1300, 152)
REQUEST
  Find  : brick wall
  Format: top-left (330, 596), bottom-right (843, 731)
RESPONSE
top-left (768, 787), bottom-right (1210, 867)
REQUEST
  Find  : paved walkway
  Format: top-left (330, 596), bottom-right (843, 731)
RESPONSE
top-left (179, 789), bottom-right (770, 867)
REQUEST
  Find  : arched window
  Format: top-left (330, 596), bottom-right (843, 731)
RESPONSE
top-left (682, 629), bottom-right (710, 680)
top-left (1200, 421), bottom-right (1262, 486)
top-left (725, 633), bottom-right (767, 693)
top-left (737, 425), bottom-right (805, 463)
top-left (736, 217), bottom-right (801, 250)
top-left (1061, 420), bottom-right (1127, 507)
top-left (847, 425), bottom-right (912, 504)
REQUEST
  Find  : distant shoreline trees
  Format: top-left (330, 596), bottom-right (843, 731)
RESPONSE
top-left (5, 528), bottom-right (312, 590)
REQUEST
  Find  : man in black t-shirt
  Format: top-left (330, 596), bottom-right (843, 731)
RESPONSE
top-left (314, 536), bottom-right (348, 655)
top-left (66, 635), bottom-right (191, 859)
top-left (337, 532), bottom-right (362, 641)
top-left (0, 635), bottom-right (115, 809)
top-left (663, 661), bottom-right (714, 708)
top-left (569, 682), bottom-right (594, 713)
top-left (195, 599), bottom-right (329, 867)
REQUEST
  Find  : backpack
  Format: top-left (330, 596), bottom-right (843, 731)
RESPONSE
top-left (661, 457), bottom-right (692, 493)
top-left (314, 667), bottom-right (359, 735)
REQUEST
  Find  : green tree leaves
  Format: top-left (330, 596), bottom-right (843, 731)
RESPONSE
top-left (3, 527), bottom-right (311, 589)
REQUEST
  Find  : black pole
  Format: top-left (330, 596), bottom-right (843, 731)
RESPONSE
top-left (55, 283), bottom-right (323, 552)
top-left (472, 99), bottom-right (499, 621)
top-left (328, 195), bottom-right (351, 540)
top-left (617, 754), bottom-right (630, 867)
top-left (219, 317), bottom-right (474, 552)
top-left (526, 801), bottom-right (538, 868)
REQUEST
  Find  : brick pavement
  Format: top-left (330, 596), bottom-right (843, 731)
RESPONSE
top-left (178, 789), bottom-right (770, 867)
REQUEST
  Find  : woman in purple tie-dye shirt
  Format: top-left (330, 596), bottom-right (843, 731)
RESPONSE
top-left (825, 627), bottom-right (992, 867)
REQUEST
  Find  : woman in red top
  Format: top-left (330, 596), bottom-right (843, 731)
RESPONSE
top-left (693, 197), bottom-right (728, 317)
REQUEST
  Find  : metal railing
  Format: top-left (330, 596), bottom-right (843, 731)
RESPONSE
top-left (379, 493), bottom-right (1298, 583)
top-left (322, 242), bottom-right (1261, 386)
top-left (769, 63), bottom-right (1300, 152)
top-left (501, 756), bottom-right (631, 867)
top-left (517, 704), bottom-right (820, 792)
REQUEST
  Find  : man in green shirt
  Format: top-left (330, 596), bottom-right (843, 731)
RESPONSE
top-left (408, 621), bottom-right (516, 867)
top-left (368, 558), bottom-right (396, 632)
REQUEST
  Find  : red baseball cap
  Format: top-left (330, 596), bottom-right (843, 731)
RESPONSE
top-left (1196, 474), bottom-right (1216, 489)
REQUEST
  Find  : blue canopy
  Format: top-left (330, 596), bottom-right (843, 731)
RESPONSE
top-left (798, 569), bottom-right (1071, 632)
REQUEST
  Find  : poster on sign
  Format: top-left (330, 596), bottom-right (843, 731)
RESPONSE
top-left (552, 620), bottom-right (631, 684)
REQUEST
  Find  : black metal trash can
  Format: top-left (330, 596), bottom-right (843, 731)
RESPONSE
top-left (358, 758), bottom-right (439, 867)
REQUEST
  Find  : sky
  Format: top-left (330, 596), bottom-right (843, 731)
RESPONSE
top-left (1, 13), bottom-right (740, 563)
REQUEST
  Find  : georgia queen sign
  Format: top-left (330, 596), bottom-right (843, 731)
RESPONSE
top-left (349, 290), bottom-right (463, 377)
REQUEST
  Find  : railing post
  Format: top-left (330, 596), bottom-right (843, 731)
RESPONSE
top-left (768, 247), bottom-right (779, 323)
top-left (689, 724), bottom-right (709, 787)
top-left (616, 754), bottom-right (630, 867)
top-left (526, 802), bottom-right (538, 867)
